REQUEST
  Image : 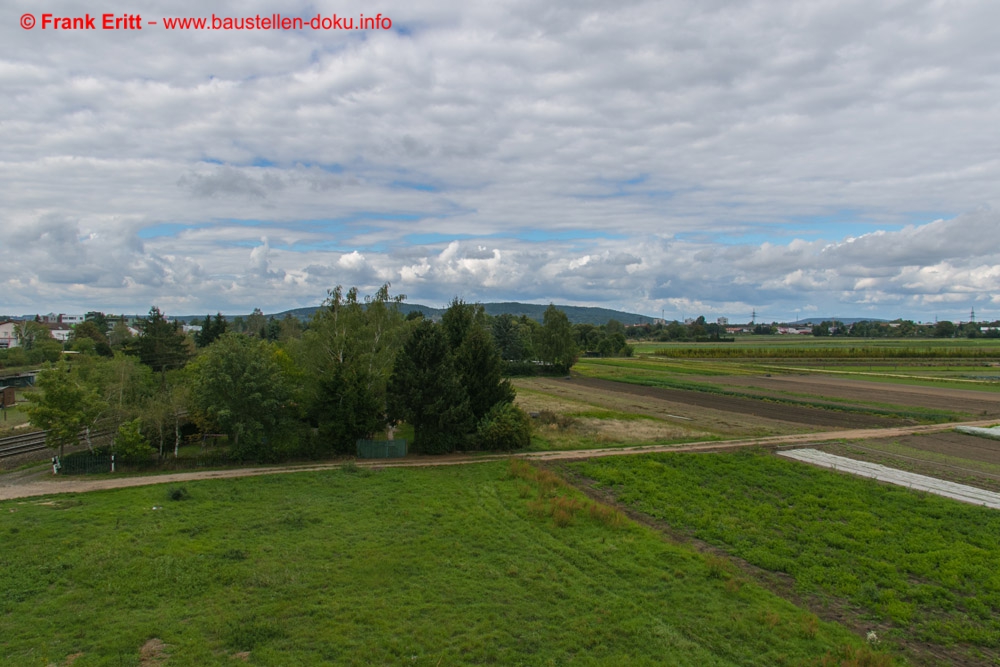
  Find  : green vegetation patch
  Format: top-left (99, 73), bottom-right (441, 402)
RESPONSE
top-left (572, 450), bottom-right (1000, 651)
top-left (1, 462), bottom-right (876, 665)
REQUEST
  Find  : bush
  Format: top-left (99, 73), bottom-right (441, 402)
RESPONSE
top-left (476, 403), bottom-right (531, 450)
top-left (113, 418), bottom-right (154, 463)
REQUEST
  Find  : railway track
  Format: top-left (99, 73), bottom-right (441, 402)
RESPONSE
top-left (0, 431), bottom-right (49, 459)
top-left (0, 429), bottom-right (114, 460)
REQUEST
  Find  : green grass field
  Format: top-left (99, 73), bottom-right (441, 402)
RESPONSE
top-left (1, 461), bottom-right (884, 666)
top-left (571, 450), bottom-right (1000, 660)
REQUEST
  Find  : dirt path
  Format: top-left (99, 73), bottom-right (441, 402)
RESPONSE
top-left (3, 419), bottom-right (995, 501)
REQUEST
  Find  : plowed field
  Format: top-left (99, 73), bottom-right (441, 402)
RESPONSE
top-left (568, 376), bottom-right (901, 429)
top-left (695, 374), bottom-right (1000, 416)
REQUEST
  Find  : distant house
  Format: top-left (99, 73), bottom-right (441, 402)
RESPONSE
top-left (43, 323), bottom-right (73, 342)
top-left (39, 313), bottom-right (84, 325)
top-left (0, 320), bottom-right (17, 349)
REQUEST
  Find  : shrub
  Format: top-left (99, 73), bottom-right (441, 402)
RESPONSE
top-left (476, 403), bottom-right (531, 450)
top-left (114, 418), bottom-right (154, 463)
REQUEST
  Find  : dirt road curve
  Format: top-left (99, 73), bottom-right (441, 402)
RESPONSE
top-left (2, 419), bottom-right (996, 501)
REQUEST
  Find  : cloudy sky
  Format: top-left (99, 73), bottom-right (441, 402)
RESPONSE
top-left (3, 0), bottom-right (1000, 322)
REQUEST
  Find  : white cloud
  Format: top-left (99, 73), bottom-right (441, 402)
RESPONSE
top-left (2, 0), bottom-right (1000, 320)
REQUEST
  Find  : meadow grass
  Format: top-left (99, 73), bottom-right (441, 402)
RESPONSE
top-left (571, 450), bottom-right (1000, 653)
top-left (1, 461), bottom-right (882, 666)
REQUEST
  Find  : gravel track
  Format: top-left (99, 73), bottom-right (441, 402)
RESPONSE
top-left (3, 419), bottom-right (994, 501)
top-left (778, 448), bottom-right (1000, 509)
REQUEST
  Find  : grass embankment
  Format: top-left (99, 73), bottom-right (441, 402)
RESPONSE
top-left (572, 450), bottom-right (1000, 660)
top-left (575, 360), bottom-right (963, 423)
top-left (2, 461), bottom-right (879, 666)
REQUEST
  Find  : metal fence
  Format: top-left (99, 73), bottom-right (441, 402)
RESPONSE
top-left (356, 439), bottom-right (407, 459)
top-left (54, 451), bottom-right (115, 475)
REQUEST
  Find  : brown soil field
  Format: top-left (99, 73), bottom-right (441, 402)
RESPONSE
top-left (695, 374), bottom-right (1000, 416)
top-left (878, 431), bottom-right (1000, 465)
top-left (567, 376), bottom-right (902, 429)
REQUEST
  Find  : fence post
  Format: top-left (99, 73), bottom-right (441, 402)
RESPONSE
top-left (111, 454), bottom-right (115, 473)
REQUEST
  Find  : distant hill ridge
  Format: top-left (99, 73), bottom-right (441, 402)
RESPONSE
top-left (178, 302), bottom-right (658, 326)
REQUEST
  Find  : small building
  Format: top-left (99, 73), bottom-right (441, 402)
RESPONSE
top-left (43, 323), bottom-right (73, 342)
top-left (0, 320), bottom-right (17, 348)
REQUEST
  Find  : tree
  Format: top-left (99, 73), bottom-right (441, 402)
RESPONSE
top-left (278, 314), bottom-right (303, 341)
top-left (108, 320), bottom-right (134, 350)
top-left (141, 374), bottom-right (189, 458)
top-left (812, 322), bottom-right (830, 336)
top-left (491, 313), bottom-right (534, 361)
top-left (246, 308), bottom-right (267, 338)
top-left (14, 320), bottom-right (49, 351)
top-left (298, 284), bottom-right (407, 453)
top-left (933, 320), bottom-right (956, 338)
top-left (440, 298), bottom-right (485, 350)
top-left (134, 307), bottom-right (191, 374)
top-left (195, 313), bottom-right (228, 348)
top-left (539, 305), bottom-right (578, 373)
top-left (85, 311), bottom-right (110, 335)
top-left (188, 333), bottom-right (291, 460)
top-left (387, 320), bottom-right (472, 454)
top-left (454, 323), bottom-right (515, 423)
top-left (25, 362), bottom-right (106, 458)
top-left (71, 320), bottom-right (108, 346)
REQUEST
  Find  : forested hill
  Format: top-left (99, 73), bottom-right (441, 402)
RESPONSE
top-left (253, 302), bottom-right (656, 326)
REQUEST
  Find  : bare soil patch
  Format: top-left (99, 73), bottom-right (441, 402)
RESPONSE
top-left (139, 638), bottom-right (168, 667)
top-left (516, 377), bottom-right (816, 437)
top-left (698, 374), bottom-right (1000, 417)
top-left (568, 376), bottom-right (901, 429)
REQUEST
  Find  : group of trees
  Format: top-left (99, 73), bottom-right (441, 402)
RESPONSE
top-left (388, 300), bottom-right (520, 453)
top-left (625, 316), bottom-right (1000, 341)
top-left (24, 288), bottom-right (567, 463)
top-left (809, 319), bottom-right (996, 338)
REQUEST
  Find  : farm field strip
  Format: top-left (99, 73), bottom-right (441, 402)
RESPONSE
top-left (568, 375), bottom-right (910, 429)
top-left (757, 364), bottom-right (1000, 387)
top-left (778, 448), bottom-right (1000, 509)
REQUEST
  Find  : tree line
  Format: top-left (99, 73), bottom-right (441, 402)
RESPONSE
top-left (22, 287), bottom-right (587, 464)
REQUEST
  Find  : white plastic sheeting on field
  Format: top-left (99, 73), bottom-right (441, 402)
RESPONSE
top-left (955, 425), bottom-right (1000, 440)
top-left (777, 449), bottom-right (1000, 510)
